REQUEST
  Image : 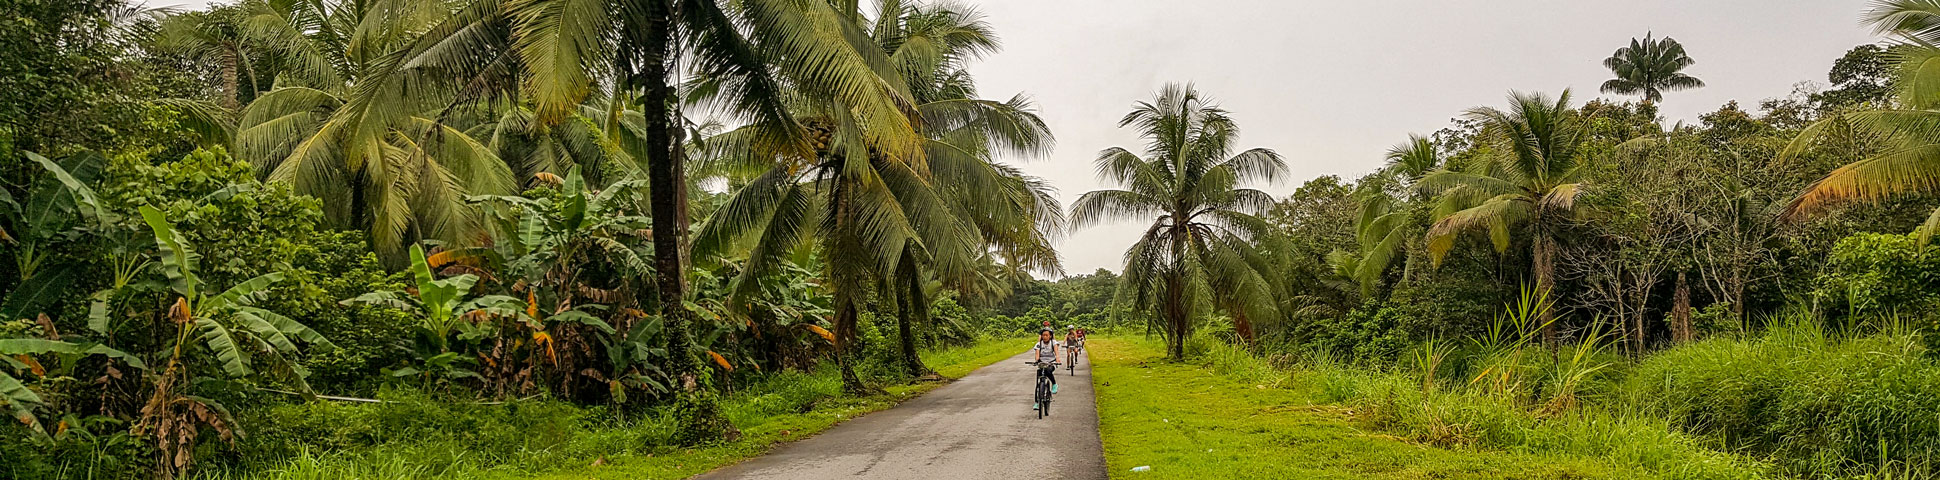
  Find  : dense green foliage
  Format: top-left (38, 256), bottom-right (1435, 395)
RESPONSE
top-left (0, 0), bottom-right (1061, 478)
top-left (15, 0), bottom-right (1940, 478)
top-left (1028, 5), bottom-right (1940, 478)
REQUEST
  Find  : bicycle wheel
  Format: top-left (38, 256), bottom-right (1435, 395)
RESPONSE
top-left (1036, 379), bottom-right (1049, 419)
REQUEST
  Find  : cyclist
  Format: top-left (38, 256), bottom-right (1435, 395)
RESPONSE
top-left (1027, 327), bottom-right (1061, 410)
top-left (1064, 327), bottom-right (1082, 355)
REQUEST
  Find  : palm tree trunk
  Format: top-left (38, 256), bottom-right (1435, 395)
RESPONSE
top-left (1165, 275), bottom-right (1185, 360)
top-left (631, 2), bottom-right (732, 445)
top-left (1533, 229), bottom-right (1558, 345)
top-left (1165, 225), bottom-right (1189, 360)
top-left (639, 7), bottom-right (692, 383)
top-left (220, 49), bottom-right (240, 110)
top-left (898, 266), bottom-right (931, 378)
top-left (833, 289), bottom-right (868, 394)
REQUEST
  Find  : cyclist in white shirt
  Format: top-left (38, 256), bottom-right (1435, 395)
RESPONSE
top-left (1027, 327), bottom-right (1061, 409)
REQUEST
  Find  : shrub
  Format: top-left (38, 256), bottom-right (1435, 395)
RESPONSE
top-left (1815, 232), bottom-right (1940, 319)
top-left (1623, 317), bottom-right (1940, 476)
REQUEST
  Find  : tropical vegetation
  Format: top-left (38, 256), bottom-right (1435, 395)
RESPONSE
top-left (11, 0), bottom-right (1940, 479)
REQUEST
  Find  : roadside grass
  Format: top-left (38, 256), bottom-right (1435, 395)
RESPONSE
top-left (1090, 336), bottom-right (1635, 479)
top-left (211, 337), bottom-right (1026, 480)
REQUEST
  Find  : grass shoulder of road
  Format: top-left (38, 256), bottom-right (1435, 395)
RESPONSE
top-left (519, 337), bottom-right (1030, 480)
top-left (1088, 337), bottom-right (1636, 480)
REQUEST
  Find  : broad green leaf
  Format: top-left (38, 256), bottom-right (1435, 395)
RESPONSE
top-left (207, 273), bottom-right (287, 310)
top-left (517, 210), bottom-right (545, 255)
top-left (196, 318), bottom-right (252, 377)
top-left (341, 291), bottom-right (415, 310)
top-left (0, 338), bottom-right (144, 371)
top-left (548, 309), bottom-right (615, 334)
top-left (0, 338), bottom-right (81, 355)
top-left (0, 370), bottom-right (44, 433)
top-left (86, 290), bottom-right (112, 335)
top-left (22, 151), bottom-right (109, 236)
top-left (238, 307), bottom-right (336, 351)
top-left (139, 206), bottom-right (201, 298)
top-left (409, 245), bottom-right (477, 317)
top-left (233, 310), bottom-right (299, 354)
top-left (81, 344), bottom-right (146, 371)
top-left (562, 167), bottom-right (588, 229)
top-left (0, 269), bottom-right (75, 321)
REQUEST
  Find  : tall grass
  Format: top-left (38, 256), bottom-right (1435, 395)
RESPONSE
top-left (1623, 310), bottom-right (1940, 477)
top-left (1252, 303), bottom-right (1940, 479)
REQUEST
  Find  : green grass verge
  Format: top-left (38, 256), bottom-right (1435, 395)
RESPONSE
top-left (1089, 336), bottom-right (1637, 479)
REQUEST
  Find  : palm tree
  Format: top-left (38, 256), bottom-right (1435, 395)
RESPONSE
top-left (692, 0), bottom-right (1057, 390)
top-left (1071, 83), bottom-right (1287, 360)
top-left (497, 0), bottom-right (922, 407)
top-left (1782, 2), bottom-right (1940, 240)
top-left (1350, 135), bottom-right (1444, 293)
top-left (232, 0), bottom-right (516, 260)
top-left (153, 5), bottom-right (260, 109)
top-left (1599, 33), bottom-right (1705, 104)
top-left (1420, 90), bottom-right (1587, 343)
top-left (299, 0), bottom-right (919, 434)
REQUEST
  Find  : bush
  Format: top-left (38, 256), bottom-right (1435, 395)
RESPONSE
top-left (1287, 346), bottom-right (1770, 479)
top-left (1815, 232), bottom-right (1940, 319)
top-left (1623, 317), bottom-right (1940, 476)
top-left (228, 389), bottom-right (599, 472)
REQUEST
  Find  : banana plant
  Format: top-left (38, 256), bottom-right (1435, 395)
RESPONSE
top-left (0, 337), bottom-right (146, 436)
top-left (139, 205), bottom-right (335, 384)
top-left (136, 205), bottom-right (336, 477)
top-left (0, 151), bottom-right (114, 322)
top-left (341, 244), bottom-right (525, 382)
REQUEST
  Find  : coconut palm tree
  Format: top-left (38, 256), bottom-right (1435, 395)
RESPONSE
top-left (1420, 90), bottom-right (1587, 342)
top-left (249, 0), bottom-right (914, 434)
top-left (1350, 135), bottom-right (1444, 293)
top-left (691, 0), bottom-right (1057, 389)
top-left (1071, 83), bottom-right (1287, 360)
top-left (153, 5), bottom-right (261, 109)
top-left (1782, 2), bottom-right (1940, 239)
top-left (232, 0), bottom-right (516, 260)
top-left (493, 0), bottom-right (924, 407)
top-left (1599, 33), bottom-right (1705, 104)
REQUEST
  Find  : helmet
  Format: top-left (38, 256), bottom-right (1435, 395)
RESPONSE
top-left (1040, 326), bottom-right (1055, 333)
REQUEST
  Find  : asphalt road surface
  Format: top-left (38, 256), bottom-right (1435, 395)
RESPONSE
top-left (690, 348), bottom-right (1108, 480)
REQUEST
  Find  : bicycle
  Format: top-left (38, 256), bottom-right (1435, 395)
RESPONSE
top-left (1026, 360), bottom-right (1058, 418)
top-left (1067, 342), bottom-right (1080, 376)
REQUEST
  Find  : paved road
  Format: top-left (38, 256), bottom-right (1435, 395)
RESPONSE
top-left (691, 349), bottom-right (1108, 480)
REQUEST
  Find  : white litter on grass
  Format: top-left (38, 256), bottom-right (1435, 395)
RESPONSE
top-left (1130, 466), bottom-right (1152, 472)
top-left (1161, 418), bottom-right (1168, 423)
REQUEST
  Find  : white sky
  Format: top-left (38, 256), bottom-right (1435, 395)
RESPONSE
top-left (966, 0), bottom-right (1884, 276)
top-left (157, 0), bottom-right (1886, 277)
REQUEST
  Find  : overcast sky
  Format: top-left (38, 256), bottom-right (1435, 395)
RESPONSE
top-left (963, 0), bottom-right (1883, 277)
top-left (158, 0), bottom-right (1886, 277)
